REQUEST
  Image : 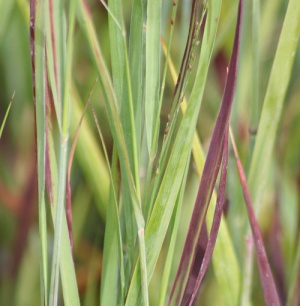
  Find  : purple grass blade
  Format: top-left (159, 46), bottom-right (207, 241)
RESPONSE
top-left (269, 195), bottom-right (286, 303)
top-left (185, 125), bottom-right (229, 306)
top-left (168, 1), bottom-right (243, 305)
top-left (229, 127), bottom-right (281, 306)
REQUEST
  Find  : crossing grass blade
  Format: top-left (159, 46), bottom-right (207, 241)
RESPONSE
top-left (168, 1), bottom-right (243, 304)
top-left (162, 37), bottom-right (240, 306)
top-left (125, 1), bottom-right (222, 304)
top-left (185, 126), bottom-right (229, 306)
top-left (76, 1), bottom-right (150, 304)
top-left (31, 0), bottom-right (81, 305)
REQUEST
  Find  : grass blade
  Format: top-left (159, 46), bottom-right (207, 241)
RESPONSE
top-left (248, 0), bottom-right (300, 214)
top-left (129, 0), bottom-right (145, 154)
top-left (158, 157), bottom-right (190, 306)
top-left (0, 92), bottom-right (14, 140)
top-left (66, 83), bottom-right (94, 254)
top-left (163, 37), bottom-right (240, 306)
top-left (229, 127), bottom-right (281, 306)
top-left (184, 126), bottom-right (229, 306)
top-left (168, 1), bottom-right (243, 304)
top-left (125, 1), bottom-right (222, 304)
top-left (30, 1), bottom-right (48, 304)
top-left (145, 0), bottom-right (162, 157)
top-left (107, 0), bottom-right (125, 104)
top-left (90, 106), bottom-right (125, 306)
top-left (76, 2), bottom-right (149, 304)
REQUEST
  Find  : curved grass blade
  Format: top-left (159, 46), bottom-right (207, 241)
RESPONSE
top-left (229, 127), bottom-right (281, 306)
top-left (168, 1), bottom-right (243, 304)
top-left (125, 1), bottom-right (222, 304)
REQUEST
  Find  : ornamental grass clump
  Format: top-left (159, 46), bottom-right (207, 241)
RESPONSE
top-left (0, 0), bottom-right (299, 305)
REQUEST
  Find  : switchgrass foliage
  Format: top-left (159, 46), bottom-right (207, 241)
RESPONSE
top-left (0, 0), bottom-right (300, 305)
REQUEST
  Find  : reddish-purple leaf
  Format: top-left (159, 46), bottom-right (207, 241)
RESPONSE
top-left (229, 127), bottom-right (281, 306)
top-left (168, 1), bottom-right (243, 305)
top-left (269, 196), bottom-right (286, 304)
top-left (184, 125), bottom-right (229, 306)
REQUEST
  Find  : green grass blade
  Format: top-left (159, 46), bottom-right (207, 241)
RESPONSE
top-left (76, 0), bottom-right (138, 201)
top-left (43, 0), bottom-right (79, 305)
top-left (248, 0), bottom-right (300, 212)
top-left (100, 167), bottom-right (124, 306)
top-left (249, 0), bottom-right (260, 151)
top-left (107, 0), bottom-right (124, 103)
top-left (59, 217), bottom-right (81, 306)
top-left (107, 0), bottom-right (140, 180)
top-left (145, 0), bottom-right (162, 157)
top-left (31, 1), bottom-right (48, 304)
top-left (129, 0), bottom-right (145, 155)
top-left (76, 2), bottom-right (149, 303)
top-left (125, 1), bottom-right (222, 304)
top-left (158, 157), bottom-right (190, 306)
top-left (46, 113), bottom-right (80, 306)
top-left (0, 92), bottom-right (14, 140)
top-left (46, 0), bottom-right (70, 303)
top-left (90, 105), bottom-right (125, 306)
